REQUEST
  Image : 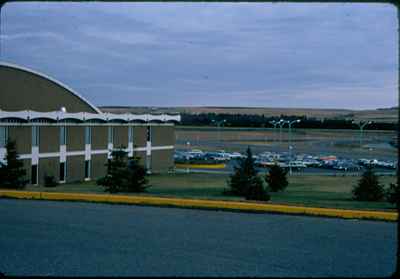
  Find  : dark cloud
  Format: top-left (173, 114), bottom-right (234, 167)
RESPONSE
top-left (0, 2), bottom-right (397, 109)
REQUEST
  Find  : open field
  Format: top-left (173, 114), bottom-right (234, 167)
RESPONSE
top-left (100, 106), bottom-right (398, 123)
top-left (24, 172), bottom-right (397, 211)
top-left (176, 126), bottom-right (397, 161)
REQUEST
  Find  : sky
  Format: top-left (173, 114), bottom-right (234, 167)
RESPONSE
top-left (0, 2), bottom-right (398, 109)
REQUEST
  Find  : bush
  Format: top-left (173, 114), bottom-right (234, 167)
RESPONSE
top-left (352, 167), bottom-right (385, 201)
top-left (97, 147), bottom-right (149, 193)
top-left (0, 140), bottom-right (28, 189)
top-left (265, 164), bottom-right (288, 192)
top-left (43, 175), bottom-right (58, 187)
top-left (226, 147), bottom-right (269, 201)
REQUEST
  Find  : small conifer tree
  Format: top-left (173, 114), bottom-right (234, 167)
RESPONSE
top-left (123, 155), bottom-right (149, 193)
top-left (0, 140), bottom-right (28, 189)
top-left (352, 167), bottom-right (385, 201)
top-left (97, 148), bottom-right (129, 193)
top-left (97, 147), bottom-right (149, 193)
top-left (386, 181), bottom-right (399, 208)
top-left (265, 164), bottom-right (288, 192)
top-left (226, 147), bottom-right (269, 201)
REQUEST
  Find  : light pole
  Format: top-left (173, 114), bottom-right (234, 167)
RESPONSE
top-left (278, 119), bottom-right (288, 145)
top-left (212, 119), bottom-right (226, 146)
top-left (269, 120), bottom-right (279, 143)
top-left (288, 119), bottom-right (301, 175)
top-left (186, 141), bottom-right (190, 173)
top-left (352, 121), bottom-right (372, 147)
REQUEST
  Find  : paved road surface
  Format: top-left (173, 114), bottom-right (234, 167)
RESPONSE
top-left (0, 199), bottom-right (396, 276)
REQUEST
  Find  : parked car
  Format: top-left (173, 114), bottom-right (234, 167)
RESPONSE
top-left (288, 161), bottom-right (307, 169)
top-left (228, 152), bottom-right (245, 159)
top-left (302, 158), bottom-right (322, 167)
top-left (204, 152), bottom-right (229, 161)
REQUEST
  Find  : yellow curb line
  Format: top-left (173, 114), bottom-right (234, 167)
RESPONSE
top-left (175, 163), bottom-right (226, 169)
top-left (0, 190), bottom-right (397, 221)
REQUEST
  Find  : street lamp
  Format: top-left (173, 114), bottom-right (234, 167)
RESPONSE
top-left (212, 119), bottom-right (226, 145)
top-left (352, 121), bottom-right (372, 147)
top-left (287, 119), bottom-right (301, 175)
top-left (186, 141), bottom-right (190, 173)
top-left (269, 120), bottom-right (280, 143)
top-left (278, 119), bottom-right (289, 145)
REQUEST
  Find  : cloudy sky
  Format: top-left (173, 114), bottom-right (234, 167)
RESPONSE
top-left (0, 2), bottom-right (397, 109)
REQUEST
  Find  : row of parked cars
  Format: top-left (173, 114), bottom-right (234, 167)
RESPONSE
top-left (254, 151), bottom-right (397, 171)
top-left (174, 149), bottom-right (398, 171)
top-left (174, 149), bottom-right (244, 163)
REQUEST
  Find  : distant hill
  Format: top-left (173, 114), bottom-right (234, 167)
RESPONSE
top-left (99, 106), bottom-right (398, 123)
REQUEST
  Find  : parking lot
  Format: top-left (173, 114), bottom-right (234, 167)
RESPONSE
top-left (174, 127), bottom-right (397, 175)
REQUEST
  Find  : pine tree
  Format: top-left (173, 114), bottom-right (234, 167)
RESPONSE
top-left (352, 167), bottom-right (385, 201)
top-left (245, 175), bottom-right (270, 201)
top-left (0, 140), bottom-right (28, 189)
top-left (226, 147), bottom-right (269, 201)
top-left (266, 164), bottom-right (288, 192)
top-left (386, 182), bottom-right (399, 209)
top-left (123, 155), bottom-right (149, 193)
top-left (97, 148), bottom-right (129, 193)
top-left (97, 147), bottom-right (149, 193)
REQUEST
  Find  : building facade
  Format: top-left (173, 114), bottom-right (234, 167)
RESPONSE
top-left (0, 62), bottom-right (180, 185)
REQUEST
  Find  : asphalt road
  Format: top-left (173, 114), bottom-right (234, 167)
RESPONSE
top-left (0, 199), bottom-right (396, 277)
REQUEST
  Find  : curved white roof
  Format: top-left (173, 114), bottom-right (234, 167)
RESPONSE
top-left (0, 61), bottom-right (102, 114)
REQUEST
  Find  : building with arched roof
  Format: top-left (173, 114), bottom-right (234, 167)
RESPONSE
top-left (0, 62), bottom-right (100, 113)
top-left (0, 62), bottom-right (180, 185)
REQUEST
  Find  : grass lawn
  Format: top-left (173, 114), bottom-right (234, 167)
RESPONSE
top-left (24, 172), bottom-right (397, 212)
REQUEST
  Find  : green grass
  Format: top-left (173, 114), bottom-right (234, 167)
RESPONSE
top-left (270, 175), bottom-right (396, 211)
top-left (24, 173), bottom-right (397, 211)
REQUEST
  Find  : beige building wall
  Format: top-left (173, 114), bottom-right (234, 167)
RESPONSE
top-left (2, 122), bottom-right (176, 183)
top-left (114, 126), bottom-right (128, 149)
top-left (151, 149), bottom-right (174, 172)
top-left (38, 157), bottom-right (59, 184)
top-left (8, 126), bottom-right (31, 154)
top-left (92, 126), bottom-right (108, 150)
top-left (152, 126), bottom-right (174, 146)
top-left (66, 155), bottom-right (85, 183)
top-left (133, 126), bottom-right (146, 147)
top-left (67, 126), bottom-right (84, 151)
top-left (39, 126), bottom-right (59, 153)
top-left (91, 154), bottom-right (108, 179)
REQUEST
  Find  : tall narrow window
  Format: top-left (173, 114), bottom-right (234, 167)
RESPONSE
top-left (60, 126), bottom-right (66, 145)
top-left (59, 162), bottom-right (66, 182)
top-left (85, 126), bottom-right (91, 145)
top-left (32, 126), bottom-right (39, 147)
top-left (85, 160), bottom-right (91, 179)
top-left (0, 126), bottom-right (8, 148)
top-left (31, 165), bottom-right (38, 185)
top-left (146, 126), bottom-right (151, 142)
top-left (108, 127), bottom-right (114, 144)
